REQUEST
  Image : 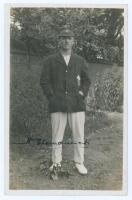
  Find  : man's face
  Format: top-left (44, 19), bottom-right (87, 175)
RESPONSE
top-left (59, 36), bottom-right (74, 51)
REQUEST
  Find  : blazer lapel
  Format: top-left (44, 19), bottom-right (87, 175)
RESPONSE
top-left (55, 52), bottom-right (66, 65)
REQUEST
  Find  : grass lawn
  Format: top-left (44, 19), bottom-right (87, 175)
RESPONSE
top-left (9, 111), bottom-right (123, 190)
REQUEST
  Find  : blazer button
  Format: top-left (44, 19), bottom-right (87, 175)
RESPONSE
top-left (66, 70), bottom-right (68, 72)
top-left (65, 91), bottom-right (68, 94)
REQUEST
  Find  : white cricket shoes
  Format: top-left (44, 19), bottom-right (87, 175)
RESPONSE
top-left (75, 163), bottom-right (88, 175)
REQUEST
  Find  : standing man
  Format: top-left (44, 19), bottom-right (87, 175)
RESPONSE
top-left (40, 28), bottom-right (91, 175)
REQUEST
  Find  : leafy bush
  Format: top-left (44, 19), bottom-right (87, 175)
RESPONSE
top-left (87, 66), bottom-right (123, 112)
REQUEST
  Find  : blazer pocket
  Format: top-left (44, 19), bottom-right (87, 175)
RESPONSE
top-left (49, 95), bottom-right (56, 105)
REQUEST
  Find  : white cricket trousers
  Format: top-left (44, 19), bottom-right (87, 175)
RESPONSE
top-left (51, 112), bottom-right (85, 164)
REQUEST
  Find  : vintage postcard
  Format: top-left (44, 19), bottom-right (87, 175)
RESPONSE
top-left (4, 2), bottom-right (128, 196)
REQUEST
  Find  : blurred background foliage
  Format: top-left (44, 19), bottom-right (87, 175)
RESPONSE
top-left (10, 8), bottom-right (124, 142)
top-left (10, 8), bottom-right (124, 65)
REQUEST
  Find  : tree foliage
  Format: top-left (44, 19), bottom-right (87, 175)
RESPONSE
top-left (10, 8), bottom-right (124, 65)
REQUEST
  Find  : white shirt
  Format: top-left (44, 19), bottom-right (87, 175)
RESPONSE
top-left (63, 54), bottom-right (71, 66)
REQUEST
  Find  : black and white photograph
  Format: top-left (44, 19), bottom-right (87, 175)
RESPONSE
top-left (4, 3), bottom-right (127, 195)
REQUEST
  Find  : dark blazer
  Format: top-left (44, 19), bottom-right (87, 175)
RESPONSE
top-left (40, 51), bottom-right (91, 113)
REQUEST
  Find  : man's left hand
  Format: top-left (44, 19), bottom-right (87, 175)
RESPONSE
top-left (79, 90), bottom-right (84, 96)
